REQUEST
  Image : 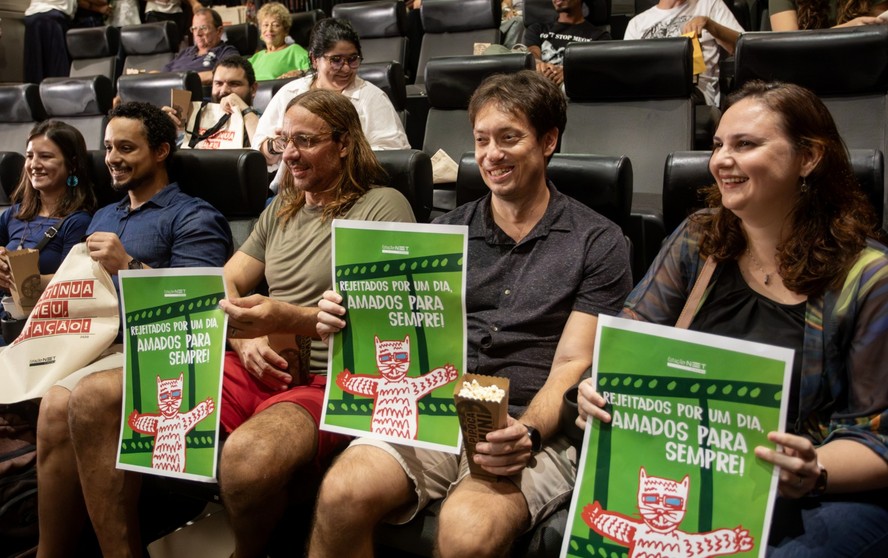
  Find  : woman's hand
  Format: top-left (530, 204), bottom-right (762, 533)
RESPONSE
top-left (835, 16), bottom-right (885, 27)
top-left (576, 378), bottom-right (612, 430)
top-left (316, 290), bottom-right (346, 345)
top-left (754, 431), bottom-right (822, 498)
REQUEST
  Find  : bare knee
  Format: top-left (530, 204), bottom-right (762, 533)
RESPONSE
top-left (38, 387), bottom-right (72, 450)
top-left (67, 368), bottom-right (123, 434)
top-left (220, 405), bottom-right (315, 494)
top-left (437, 493), bottom-right (524, 558)
top-left (316, 446), bottom-right (412, 523)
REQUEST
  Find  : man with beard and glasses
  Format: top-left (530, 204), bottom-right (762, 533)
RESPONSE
top-left (163, 55), bottom-right (261, 148)
top-left (34, 101), bottom-right (232, 558)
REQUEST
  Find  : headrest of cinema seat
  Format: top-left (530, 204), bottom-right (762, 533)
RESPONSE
top-left (564, 38), bottom-right (694, 102)
top-left (425, 53), bottom-right (533, 109)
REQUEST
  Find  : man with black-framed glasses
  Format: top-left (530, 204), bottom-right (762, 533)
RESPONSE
top-left (163, 7), bottom-right (239, 85)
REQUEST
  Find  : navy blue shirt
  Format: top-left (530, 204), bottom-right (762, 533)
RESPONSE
top-left (163, 43), bottom-right (240, 74)
top-left (86, 183), bottom-right (232, 269)
top-left (1, 205), bottom-right (92, 275)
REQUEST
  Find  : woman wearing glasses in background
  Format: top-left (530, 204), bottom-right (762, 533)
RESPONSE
top-left (255, 18), bottom-right (409, 192)
top-left (249, 1), bottom-right (310, 80)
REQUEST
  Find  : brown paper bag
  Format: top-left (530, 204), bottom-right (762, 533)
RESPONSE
top-left (453, 373), bottom-right (510, 480)
top-left (5, 249), bottom-right (40, 317)
top-left (170, 88), bottom-right (194, 124)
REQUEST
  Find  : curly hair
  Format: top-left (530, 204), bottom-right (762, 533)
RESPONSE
top-left (694, 80), bottom-right (879, 296)
top-left (13, 120), bottom-right (97, 221)
top-left (108, 101), bottom-right (178, 166)
top-left (797, 0), bottom-right (874, 28)
top-left (256, 2), bottom-right (291, 34)
top-left (276, 89), bottom-right (387, 224)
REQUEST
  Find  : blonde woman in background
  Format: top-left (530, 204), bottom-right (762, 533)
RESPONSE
top-left (249, 1), bottom-right (310, 80)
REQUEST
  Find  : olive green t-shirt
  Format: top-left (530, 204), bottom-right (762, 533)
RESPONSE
top-left (239, 187), bottom-right (416, 372)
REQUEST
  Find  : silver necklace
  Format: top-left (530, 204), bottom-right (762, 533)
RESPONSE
top-left (746, 248), bottom-right (774, 286)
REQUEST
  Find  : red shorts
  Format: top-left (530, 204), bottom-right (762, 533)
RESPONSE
top-left (221, 351), bottom-right (349, 469)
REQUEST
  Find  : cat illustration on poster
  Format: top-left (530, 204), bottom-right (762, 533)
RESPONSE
top-left (583, 467), bottom-right (755, 558)
top-left (336, 335), bottom-right (458, 439)
top-left (128, 373), bottom-right (215, 472)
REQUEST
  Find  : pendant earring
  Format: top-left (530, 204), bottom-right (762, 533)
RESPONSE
top-left (800, 176), bottom-right (809, 193)
top-left (67, 173), bottom-right (79, 188)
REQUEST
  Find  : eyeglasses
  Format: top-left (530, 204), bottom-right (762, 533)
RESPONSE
top-left (260, 21), bottom-right (284, 30)
top-left (272, 133), bottom-right (333, 152)
top-left (322, 54), bottom-right (362, 70)
top-left (190, 25), bottom-right (217, 34)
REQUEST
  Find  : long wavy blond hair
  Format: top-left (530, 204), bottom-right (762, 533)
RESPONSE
top-left (276, 89), bottom-right (387, 225)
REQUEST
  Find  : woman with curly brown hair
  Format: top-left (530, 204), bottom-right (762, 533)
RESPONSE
top-left (770, 0), bottom-right (888, 30)
top-left (577, 80), bottom-right (888, 555)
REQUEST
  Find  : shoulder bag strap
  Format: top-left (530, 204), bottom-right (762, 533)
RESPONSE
top-left (675, 255), bottom-right (717, 329)
top-left (35, 214), bottom-right (69, 252)
top-left (188, 102), bottom-right (231, 148)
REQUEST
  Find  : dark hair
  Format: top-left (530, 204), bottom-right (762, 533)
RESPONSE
top-left (798, 0), bottom-right (873, 28)
top-left (307, 18), bottom-right (362, 72)
top-left (277, 89), bottom-right (387, 224)
top-left (695, 80), bottom-right (878, 295)
top-left (108, 101), bottom-right (178, 165)
top-left (13, 120), bottom-right (97, 220)
top-left (195, 7), bottom-right (223, 28)
top-left (217, 54), bottom-right (256, 86)
top-left (468, 70), bottom-right (567, 141)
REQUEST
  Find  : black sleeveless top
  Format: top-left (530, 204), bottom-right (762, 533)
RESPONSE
top-left (690, 260), bottom-right (806, 427)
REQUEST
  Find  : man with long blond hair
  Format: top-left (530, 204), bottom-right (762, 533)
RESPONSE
top-left (216, 89), bottom-right (415, 558)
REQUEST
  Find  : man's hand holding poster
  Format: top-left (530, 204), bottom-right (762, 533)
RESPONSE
top-left (562, 315), bottom-right (793, 558)
top-left (320, 220), bottom-right (468, 454)
top-left (115, 268), bottom-right (227, 482)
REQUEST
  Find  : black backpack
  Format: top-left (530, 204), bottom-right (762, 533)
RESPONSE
top-left (0, 400), bottom-right (39, 558)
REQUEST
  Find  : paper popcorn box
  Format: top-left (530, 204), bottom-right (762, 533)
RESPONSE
top-left (5, 249), bottom-right (40, 316)
top-left (453, 373), bottom-right (510, 480)
top-left (267, 333), bottom-right (312, 387)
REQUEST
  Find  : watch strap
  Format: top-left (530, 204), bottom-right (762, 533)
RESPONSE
top-left (266, 136), bottom-right (280, 156)
top-left (525, 425), bottom-right (542, 453)
top-left (807, 463), bottom-right (828, 497)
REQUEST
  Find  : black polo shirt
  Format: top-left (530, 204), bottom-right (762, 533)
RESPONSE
top-left (434, 184), bottom-right (632, 414)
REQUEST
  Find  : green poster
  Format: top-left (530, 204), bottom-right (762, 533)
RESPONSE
top-left (115, 268), bottom-right (227, 482)
top-left (562, 315), bottom-right (793, 558)
top-left (320, 220), bottom-right (468, 454)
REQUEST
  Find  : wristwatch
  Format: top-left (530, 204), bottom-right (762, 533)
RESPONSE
top-left (266, 136), bottom-right (280, 156)
top-left (807, 463), bottom-right (828, 497)
top-left (524, 424), bottom-right (542, 453)
top-left (127, 258), bottom-right (143, 270)
top-left (241, 107), bottom-right (259, 118)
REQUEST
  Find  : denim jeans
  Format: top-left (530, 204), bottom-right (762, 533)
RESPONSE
top-left (769, 490), bottom-right (888, 557)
